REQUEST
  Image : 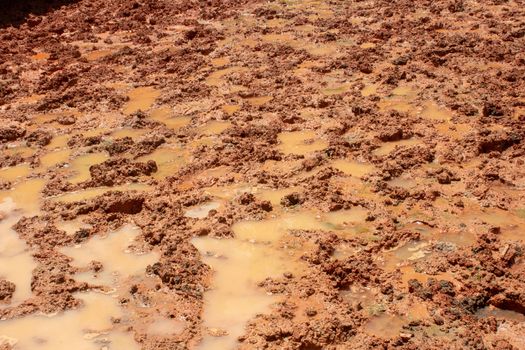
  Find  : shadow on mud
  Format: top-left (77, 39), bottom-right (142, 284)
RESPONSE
top-left (0, 0), bottom-right (79, 28)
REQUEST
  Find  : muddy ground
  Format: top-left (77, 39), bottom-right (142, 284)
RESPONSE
top-left (0, 0), bottom-right (525, 349)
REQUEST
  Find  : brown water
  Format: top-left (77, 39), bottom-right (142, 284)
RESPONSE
top-left (193, 207), bottom-right (368, 348)
top-left (123, 87), bottom-right (161, 115)
top-left (137, 146), bottom-right (186, 179)
top-left (198, 121), bottom-right (232, 136)
top-left (0, 164), bottom-right (31, 181)
top-left (192, 237), bottom-right (293, 350)
top-left (363, 314), bottom-right (406, 338)
top-left (40, 149), bottom-right (72, 168)
top-left (476, 306), bottom-right (525, 322)
top-left (221, 104), bottom-right (241, 115)
top-left (150, 106), bottom-right (191, 130)
top-left (331, 159), bottom-right (375, 178)
top-left (420, 101), bottom-right (452, 121)
top-left (184, 202), bottom-right (221, 219)
top-left (60, 224), bottom-right (159, 287)
top-left (68, 152), bottom-right (109, 184)
top-left (244, 96), bottom-right (273, 106)
top-left (0, 199), bottom-right (38, 305)
top-left (0, 292), bottom-right (140, 349)
top-left (361, 83), bottom-right (379, 97)
top-left (277, 131), bottom-right (328, 155)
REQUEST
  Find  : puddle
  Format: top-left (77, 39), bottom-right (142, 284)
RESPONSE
top-left (137, 147), bottom-right (186, 179)
top-left (47, 134), bottom-right (70, 150)
top-left (255, 187), bottom-right (300, 207)
top-left (378, 86), bottom-right (418, 113)
top-left (361, 83), bottom-right (379, 97)
top-left (364, 314), bottom-right (406, 339)
top-left (341, 285), bottom-right (376, 308)
top-left (56, 219), bottom-right (92, 236)
top-left (0, 199), bottom-right (38, 305)
top-left (49, 183), bottom-right (151, 203)
top-left (331, 159), bottom-right (375, 177)
top-left (233, 208), bottom-right (369, 243)
top-left (0, 292), bottom-right (140, 350)
top-left (40, 149), bottom-right (71, 168)
top-left (0, 178), bottom-right (46, 214)
top-left (460, 206), bottom-right (525, 242)
top-left (60, 224), bottom-right (158, 287)
top-left (0, 164), bottom-right (31, 181)
top-left (205, 67), bottom-right (248, 87)
top-left (373, 139), bottom-right (422, 156)
top-left (150, 106), bottom-right (191, 130)
top-left (192, 237), bottom-right (298, 350)
top-left (0, 178), bottom-right (46, 305)
top-left (5, 145), bottom-right (35, 158)
top-left (276, 131), bottom-right (328, 155)
top-left (244, 96), bottom-right (273, 106)
top-left (146, 318), bottom-right (185, 335)
top-left (123, 87), bottom-right (161, 115)
top-left (68, 152), bottom-right (109, 184)
top-left (435, 122), bottom-right (471, 139)
top-left (211, 57), bottom-right (230, 67)
top-left (221, 105), bottom-right (241, 115)
top-left (194, 207), bottom-right (367, 348)
top-left (420, 101), bottom-right (452, 121)
top-left (476, 306), bottom-right (525, 322)
top-left (321, 84), bottom-right (350, 96)
top-left (110, 128), bottom-right (149, 140)
top-left (203, 184), bottom-right (254, 201)
top-left (198, 121), bottom-right (231, 136)
top-left (184, 202), bottom-right (221, 219)
top-left (383, 241), bottom-right (431, 272)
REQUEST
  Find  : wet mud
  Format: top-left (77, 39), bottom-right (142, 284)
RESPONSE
top-left (0, 0), bottom-right (525, 349)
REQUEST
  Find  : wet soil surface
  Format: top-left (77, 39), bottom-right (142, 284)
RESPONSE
top-left (1, 0), bottom-right (525, 349)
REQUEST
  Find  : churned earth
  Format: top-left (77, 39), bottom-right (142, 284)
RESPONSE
top-left (0, 0), bottom-right (524, 349)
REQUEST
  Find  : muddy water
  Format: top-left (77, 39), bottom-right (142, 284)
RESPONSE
top-left (198, 121), bottom-right (231, 135)
top-left (184, 202), bottom-right (221, 219)
top-left (60, 224), bottom-right (158, 287)
top-left (137, 146), bottom-right (186, 179)
top-left (150, 106), bottom-right (191, 130)
top-left (234, 208), bottom-right (369, 242)
top-left (0, 164), bottom-right (31, 181)
top-left (244, 96), bottom-right (273, 106)
top-left (420, 101), bottom-right (452, 121)
top-left (68, 152), bottom-right (109, 184)
top-left (123, 87), bottom-right (161, 115)
top-left (40, 149), bottom-right (71, 168)
top-left (192, 237), bottom-right (292, 349)
top-left (110, 128), bottom-right (149, 140)
top-left (331, 159), bottom-right (375, 178)
top-left (0, 292), bottom-right (140, 349)
top-left (0, 199), bottom-right (37, 305)
top-left (364, 314), bottom-right (406, 338)
top-left (0, 179), bottom-right (46, 305)
top-left (476, 306), bottom-right (525, 322)
top-left (194, 207), bottom-right (368, 348)
top-left (277, 131), bottom-right (328, 155)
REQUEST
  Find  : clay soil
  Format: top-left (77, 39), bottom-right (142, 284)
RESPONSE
top-left (1, 0), bottom-right (525, 349)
